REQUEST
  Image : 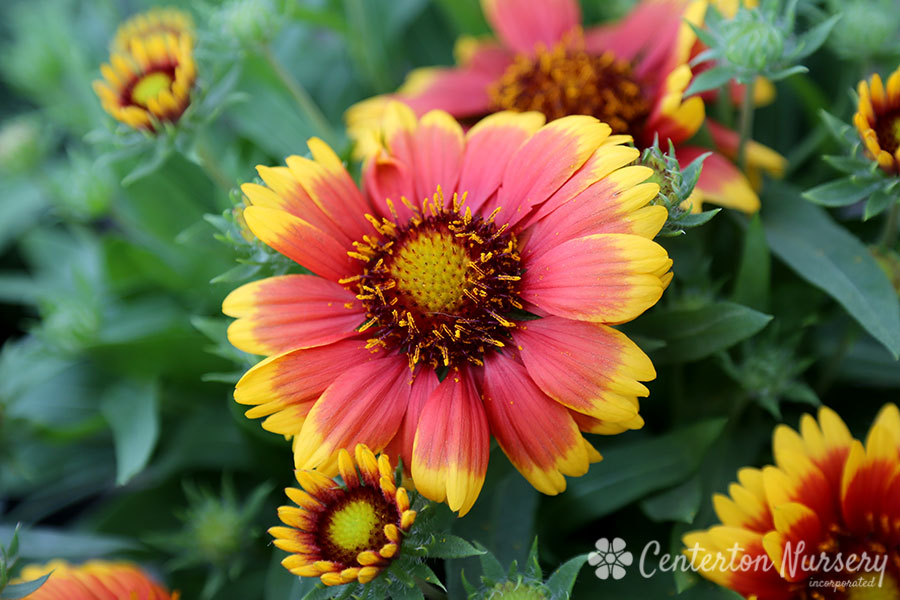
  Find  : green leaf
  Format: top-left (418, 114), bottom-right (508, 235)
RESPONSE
top-left (543, 420), bottom-right (726, 530)
top-left (677, 209), bottom-right (721, 229)
top-left (732, 215), bottom-right (770, 312)
top-left (821, 154), bottom-right (873, 174)
top-left (831, 336), bottom-right (900, 388)
top-left (640, 476), bottom-right (702, 523)
top-left (819, 109), bottom-right (856, 143)
top-left (763, 183), bottom-right (900, 358)
top-left (0, 527), bottom-right (137, 559)
top-left (863, 188), bottom-right (896, 220)
top-left (1, 573), bottom-right (51, 599)
top-left (684, 66), bottom-right (734, 97)
top-left (434, 0), bottom-right (490, 34)
top-left (802, 177), bottom-right (880, 207)
top-left (790, 14), bottom-right (841, 60)
top-left (0, 179), bottom-right (47, 255)
top-left (476, 546), bottom-right (506, 582)
top-left (544, 554), bottom-right (589, 600)
top-left (100, 380), bottom-right (160, 485)
top-left (629, 302), bottom-right (772, 364)
top-left (5, 525), bottom-right (19, 560)
top-left (782, 382), bottom-right (820, 406)
top-left (677, 581), bottom-right (744, 599)
top-left (405, 561), bottom-right (445, 591)
top-left (425, 534), bottom-right (484, 559)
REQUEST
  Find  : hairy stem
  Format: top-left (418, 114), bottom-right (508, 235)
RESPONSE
top-left (737, 79), bottom-right (756, 171)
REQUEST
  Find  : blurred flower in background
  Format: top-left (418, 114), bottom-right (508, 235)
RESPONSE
top-left (346, 0), bottom-right (784, 213)
top-left (15, 559), bottom-right (178, 599)
top-left (112, 7), bottom-right (194, 52)
top-left (93, 33), bottom-right (197, 131)
top-left (855, 65), bottom-right (900, 175)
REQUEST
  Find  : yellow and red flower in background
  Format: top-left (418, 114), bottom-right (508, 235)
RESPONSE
top-left (271, 444), bottom-right (416, 586)
top-left (854, 65), bottom-right (900, 176)
top-left (94, 8), bottom-right (196, 131)
top-left (112, 7), bottom-right (194, 51)
top-left (684, 404), bottom-right (900, 599)
top-left (346, 0), bottom-right (785, 214)
top-left (224, 104), bottom-right (671, 515)
top-left (16, 560), bottom-right (178, 599)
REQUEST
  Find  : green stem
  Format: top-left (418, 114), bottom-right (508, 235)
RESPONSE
top-left (815, 322), bottom-right (859, 396)
top-left (736, 80), bottom-right (756, 171)
top-left (194, 139), bottom-right (233, 198)
top-left (881, 201), bottom-right (900, 250)
top-left (260, 44), bottom-right (338, 146)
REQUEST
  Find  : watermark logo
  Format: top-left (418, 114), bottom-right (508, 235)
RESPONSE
top-left (590, 536), bottom-right (889, 590)
top-left (588, 537), bottom-right (633, 580)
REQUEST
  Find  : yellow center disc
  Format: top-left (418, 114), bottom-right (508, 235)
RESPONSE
top-left (389, 229), bottom-right (470, 314)
top-left (131, 71), bottom-right (173, 107)
top-left (325, 499), bottom-right (378, 554)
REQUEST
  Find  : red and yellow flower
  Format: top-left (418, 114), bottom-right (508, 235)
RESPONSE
top-left (271, 444), bottom-right (416, 586)
top-left (684, 404), bottom-right (900, 599)
top-left (346, 0), bottom-right (784, 214)
top-left (854, 65), bottom-right (900, 176)
top-left (94, 24), bottom-right (196, 131)
top-left (224, 104), bottom-right (671, 515)
top-left (15, 560), bottom-right (177, 599)
top-left (112, 7), bottom-right (194, 51)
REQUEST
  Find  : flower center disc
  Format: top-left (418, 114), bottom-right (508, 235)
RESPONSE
top-left (131, 71), bottom-right (174, 107)
top-left (390, 229), bottom-right (470, 313)
top-left (489, 38), bottom-right (649, 134)
top-left (874, 109), bottom-right (900, 155)
top-left (846, 571), bottom-right (900, 600)
top-left (318, 488), bottom-right (396, 566)
top-left (348, 190), bottom-right (523, 369)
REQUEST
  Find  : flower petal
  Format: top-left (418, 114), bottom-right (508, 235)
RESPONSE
top-left (841, 429), bottom-right (900, 538)
top-left (644, 64), bottom-right (705, 146)
top-left (521, 166), bottom-right (664, 261)
top-left (481, 352), bottom-right (589, 494)
top-left (242, 206), bottom-right (357, 282)
top-left (520, 142), bottom-right (642, 229)
top-left (382, 369), bottom-right (440, 474)
top-left (513, 316), bottom-right (654, 422)
top-left (489, 116), bottom-right (612, 227)
top-left (520, 233), bottom-right (671, 323)
top-left (293, 357), bottom-right (414, 472)
top-left (411, 368), bottom-right (489, 516)
top-left (677, 147), bottom-right (760, 214)
top-left (713, 467), bottom-right (774, 533)
top-left (233, 339), bottom-right (372, 435)
top-left (458, 111), bottom-right (546, 212)
top-left (481, 0), bottom-right (581, 55)
top-left (705, 119), bottom-right (786, 179)
top-left (761, 503), bottom-right (824, 583)
top-left (223, 275), bottom-right (364, 355)
top-left (401, 67), bottom-right (500, 118)
top-left (407, 110), bottom-right (465, 203)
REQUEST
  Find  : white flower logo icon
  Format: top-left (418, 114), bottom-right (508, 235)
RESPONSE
top-left (588, 537), bottom-right (633, 580)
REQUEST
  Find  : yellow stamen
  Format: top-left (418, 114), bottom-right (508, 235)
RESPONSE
top-left (489, 32), bottom-right (648, 133)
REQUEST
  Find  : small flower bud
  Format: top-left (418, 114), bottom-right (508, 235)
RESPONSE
top-left (211, 0), bottom-right (281, 48)
top-left (723, 17), bottom-right (784, 74)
